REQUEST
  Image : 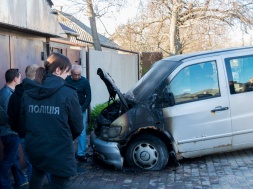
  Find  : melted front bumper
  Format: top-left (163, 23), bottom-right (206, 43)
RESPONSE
top-left (90, 131), bottom-right (123, 170)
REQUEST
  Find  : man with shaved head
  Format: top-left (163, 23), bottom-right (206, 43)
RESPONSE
top-left (65, 65), bottom-right (91, 162)
top-left (8, 64), bottom-right (39, 182)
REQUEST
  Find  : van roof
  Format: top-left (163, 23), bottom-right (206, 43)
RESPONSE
top-left (126, 45), bottom-right (253, 102)
top-left (163, 46), bottom-right (253, 62)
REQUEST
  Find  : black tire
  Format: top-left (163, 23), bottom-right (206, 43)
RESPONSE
top-left (125, 135), bottom-right (169, 170)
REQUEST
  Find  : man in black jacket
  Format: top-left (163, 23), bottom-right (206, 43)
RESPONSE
top-left (21, 53), bottom-right (83, 189)
top-left (65, 65), bottom-right (91, 162)
top-left (8, 64), bottom-right (39, 181)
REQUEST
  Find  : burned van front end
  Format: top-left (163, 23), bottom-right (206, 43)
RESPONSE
top-left (90, 68), bottom-right (135, 170)
top-left (91, 62), bottom-right (178, 170)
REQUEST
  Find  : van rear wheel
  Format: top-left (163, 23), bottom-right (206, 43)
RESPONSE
top-left (125, 135), bottom-right (169, 170)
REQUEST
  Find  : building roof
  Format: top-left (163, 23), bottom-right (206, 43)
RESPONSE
top-left (56, 10), bottom-right (119, 48)
top-left (59, 23), bottom-right (79, 36)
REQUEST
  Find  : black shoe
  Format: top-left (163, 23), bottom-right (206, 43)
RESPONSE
top-left (85, 153), bottom-right (93, 158)
top-left (77, 155), bottom-right (88, 162)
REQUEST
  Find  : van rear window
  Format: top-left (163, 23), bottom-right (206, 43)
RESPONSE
top-left (225, 55), bottom-right (253, 94)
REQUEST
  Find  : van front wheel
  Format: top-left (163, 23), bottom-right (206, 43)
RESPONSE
top-left (125, 135), bottom-right (169, 170)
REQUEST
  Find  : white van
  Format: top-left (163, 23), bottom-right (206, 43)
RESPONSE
top-left (91, 46), bottom-right (253, 171)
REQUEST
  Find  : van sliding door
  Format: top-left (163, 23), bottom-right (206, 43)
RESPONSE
top-left (225, 53), bottom-right (253, 149)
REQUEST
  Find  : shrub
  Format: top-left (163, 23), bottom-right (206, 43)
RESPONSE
top-left (89, 102), bottom-right (108, 130)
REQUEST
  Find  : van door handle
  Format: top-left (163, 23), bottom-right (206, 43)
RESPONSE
top-left (211, 106), bottom-right (229, 113)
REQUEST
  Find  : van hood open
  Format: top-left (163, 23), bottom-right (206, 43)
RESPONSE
top-left (97, 68), bottom-right (129, 110)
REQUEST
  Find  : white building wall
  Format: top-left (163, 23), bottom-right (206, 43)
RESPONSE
top-left (87, 49), bottom-right (139, 109)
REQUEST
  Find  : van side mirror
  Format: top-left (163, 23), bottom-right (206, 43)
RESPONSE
top-left (155, 91), bottom-right (175, 108)
top-left (164, 92), bottom-right (175, 107)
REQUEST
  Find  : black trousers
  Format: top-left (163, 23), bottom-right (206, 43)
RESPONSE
top-left (29, 166), bottom-right (71, 189)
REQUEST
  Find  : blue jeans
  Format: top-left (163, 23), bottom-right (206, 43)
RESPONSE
top-left (20, 138), bottom-right (32, 181)
top-left (0, 134), bottom-right (27, 189)
top-left (77, 110), bottom-right (87, 156)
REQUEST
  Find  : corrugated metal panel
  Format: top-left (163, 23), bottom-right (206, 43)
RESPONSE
top-left (0, 0), bottom-right (27, 28)
top-left (0, 1), bottom-right (8, 24)
top-left (27, 0), bottom-right (43, 32)
top-left (0, 34), bottom-right (10, 88)
top-left (10, 36), bottom-right (44, 79)
top-left (27, 0), bottom-right (65, 37)
top-left (0, 0), bottom-right (66, 38)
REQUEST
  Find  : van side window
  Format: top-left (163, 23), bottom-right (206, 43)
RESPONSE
top-left (166, 61), bottom-right (220, 104)
top-left (225, 55), bottom-right (253, 94)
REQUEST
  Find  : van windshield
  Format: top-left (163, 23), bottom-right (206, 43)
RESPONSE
top-left (125, 59), bottom-right (178, 102)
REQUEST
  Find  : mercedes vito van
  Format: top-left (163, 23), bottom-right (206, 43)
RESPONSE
top-left (91, 46), bottom-right (253, 171)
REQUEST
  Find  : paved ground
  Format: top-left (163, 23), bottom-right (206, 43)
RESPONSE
top-left (63, 148), bottom-right (253, 189)
top-left (17, 135), bottom-right (253, 189)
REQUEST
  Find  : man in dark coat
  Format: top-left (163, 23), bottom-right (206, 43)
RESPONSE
top-left (8, 64), bottom-right (39, 138)
top-left (21, 53), bottom-right (83, 189)
top-left (65, 65), bottom-right (91, 162)
top-left (8, 64), bottom-right (39, 182)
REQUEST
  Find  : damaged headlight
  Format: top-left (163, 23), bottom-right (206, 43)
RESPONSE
top-left (100, 126), bottom-right (122, 138)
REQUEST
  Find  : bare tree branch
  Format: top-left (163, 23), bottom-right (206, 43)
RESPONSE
top-left (112, 0), bottom-right (253, 55)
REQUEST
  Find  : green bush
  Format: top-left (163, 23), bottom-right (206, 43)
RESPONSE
top-left (140, 61), bottom-right (149, 77)
top-left (89, 102), bottom-right (109, 130)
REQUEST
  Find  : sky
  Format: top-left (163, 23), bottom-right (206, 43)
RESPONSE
top-left (51, 0), bottom-right (253, 46)
top-left (51, 0), bottom-right (140, 37)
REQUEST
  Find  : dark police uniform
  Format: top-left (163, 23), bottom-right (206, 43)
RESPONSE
top-left (21, 74), bottom-right (83, 187)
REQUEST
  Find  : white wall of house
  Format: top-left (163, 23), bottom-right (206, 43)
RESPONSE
top-left (86, 49), bottom-right (139, 109)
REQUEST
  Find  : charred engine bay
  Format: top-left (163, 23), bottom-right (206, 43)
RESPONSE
top-left (95, 100), bottom-right (133, 134)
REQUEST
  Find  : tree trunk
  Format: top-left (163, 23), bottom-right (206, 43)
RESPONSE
top-left (169, 5), bottom-right (178, 56)
top-left (86, 0), bottom-right (102, 51)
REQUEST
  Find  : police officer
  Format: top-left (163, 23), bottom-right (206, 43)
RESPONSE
top-left (21, 53), bottom-right (83, 189)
